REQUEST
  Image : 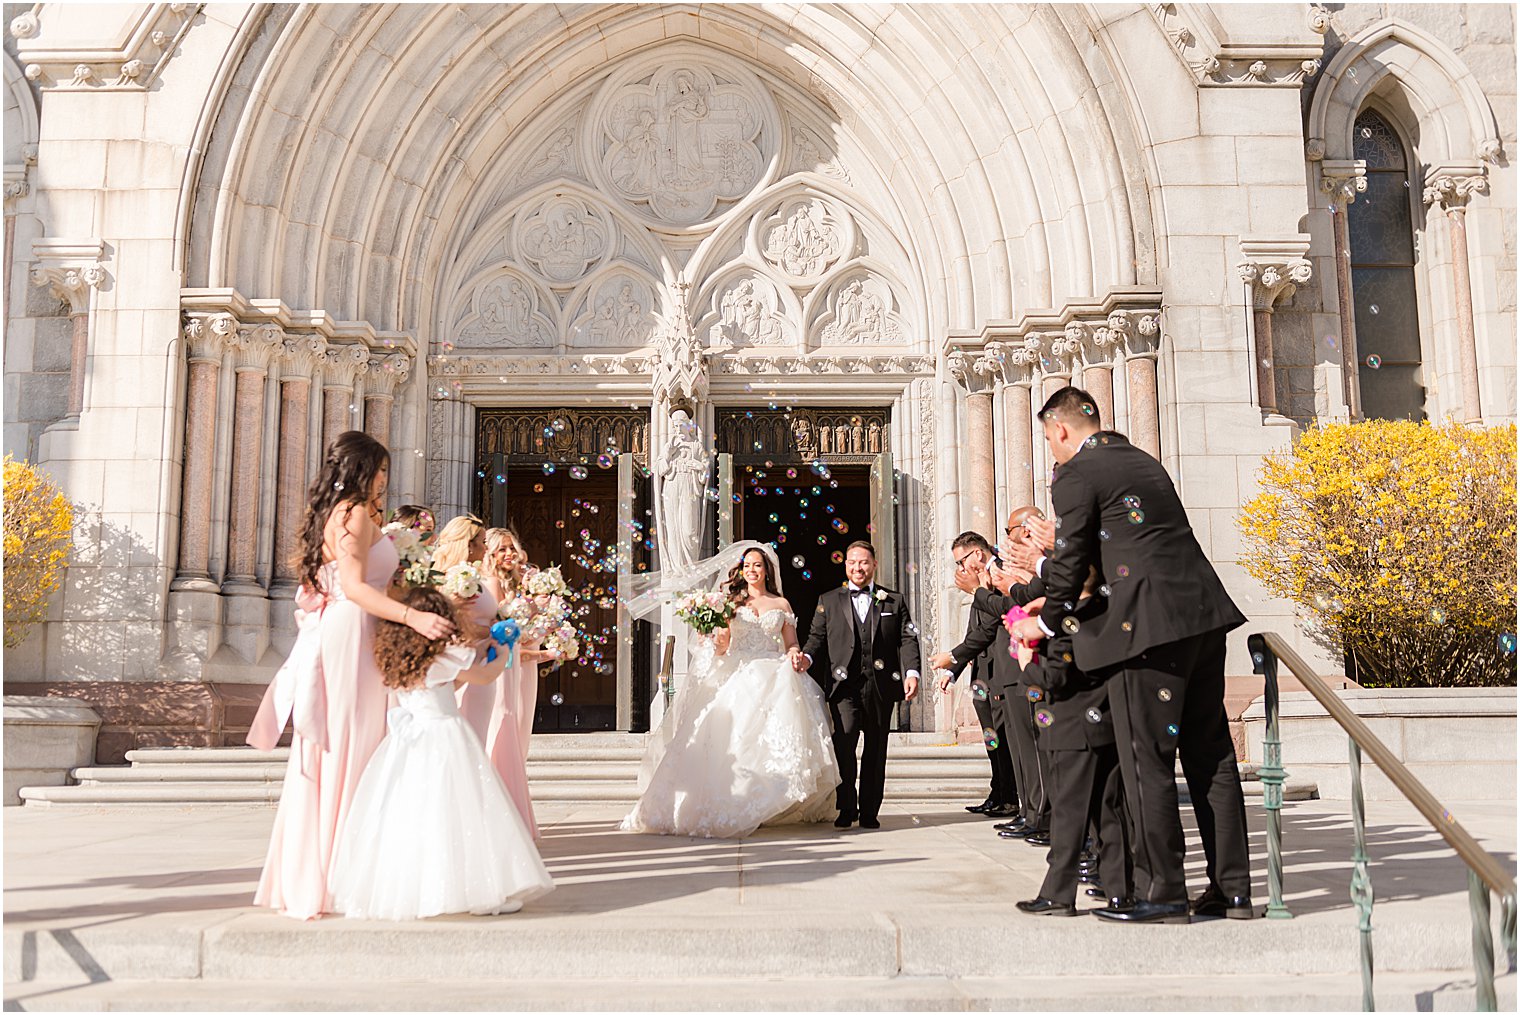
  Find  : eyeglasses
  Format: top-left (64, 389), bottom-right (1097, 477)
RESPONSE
top-left (953, 552), bottom-right (979, 571)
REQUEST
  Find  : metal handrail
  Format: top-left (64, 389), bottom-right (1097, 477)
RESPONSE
top-left (1249, 630), bottom-right (1517, 1012)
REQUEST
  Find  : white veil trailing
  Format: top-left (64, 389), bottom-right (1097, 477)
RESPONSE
top-left (623, 539), bottom-right (785, 622)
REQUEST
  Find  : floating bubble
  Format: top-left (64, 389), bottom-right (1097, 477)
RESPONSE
top-left (1128, 509), bottom-right (1145, 525)
top-left (705, 487), bottom-right (720, 502)
top-left (830, 551), bottom-right (844, 564)
top-left (982, 727), bottom-right (1000, 749)
top-left (832, 666), bottom-right (848, 682)
top-left (970, 679), bottom-right (989, 701)
top-left (816, 535), bottom-right (827, 545)
top-left (569, 466), bottom-right (588, 480)
top-left (831, 519), bottom-right (849, 533)
top-left (550, 693), bottom-right (565, 706)
top-left (1430, 607), bottom-right (1447, 625)
top-left (1364, 354), bottom-right (1382, 369)
top-left (533, 483), bottom-right (544, 493)
top-left (477, 469), bottom-right (487, 479)
top-left (905, 562), bottom-right (918, 575)
top-left (1116, 565), bottom-right (1131, 578)
top-left (801, 569), bottom-right (812, 579)
top-left (1500, 633), bottom-right (1517, 654)
top-left (873, 659), bottom-right (885, 670)
top-left (1099, 529), bottom-right (1111, 541)
top-left (1165, 723), bottom-right (1179, 736)
top-left (1360, 126), bottom-right (1372, 138)
top-left (768, 513), bottom-right (779, 523)
top-left (1121, 621), bottom-right (1133, 632)
top-left (551, 418), bottom-right (567, 432)
top-left (597, 454), bottom-right (613, 469)
top-left (1035, 709), bottom-right (1054, 728)
top-left (1061, 617), bottom-right (1080, 634)
top-left (1055, 537), bottom-right (1067, 549)
top-left (791, 555), bottom-right (806, 568)
top-left (1123, 495), bottom-right (1142, 510)
top-left (1098, 584), bottom-right (1112, 597)
top-left (1085, 707), bottom-right (1103, 724)
top-left (810, 460), bottom-right (832, 479)
top-left (1026, 686), bottom-right (1043, 703)
top-left (542, 463), bottom-right (556, 475)
top-left (494, 474), bottom-right (506, 485)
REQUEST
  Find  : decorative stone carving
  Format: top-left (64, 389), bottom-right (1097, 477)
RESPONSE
top-left (522, 125), bottom-right (577, 182)
top-left (279, 334), bottom-right (327, 378)
top-left (31, 262), bottom-right (106, 314)
top-left (597, 62), bottom-right (770, 225)
top-left (14, 3), bottom-right (202, 91)
top-left (321, 342), bottom-right (370, 387)
top-left (516, 196), bottom-right (608, 283)
top-left (1236, 258), bottom-right (1312, 310)
top-left (455, 273), bottom-right (554, 348)
top-left (655, 409), bottom-right (709, 574)
top-left (570, 273), bottom-right (659, 348)
top-left (760, 198), bottom-right (846, 278)
top-left (651, 278), bottom-right (708, 412)
top-left (1204, 55), bottom-right (1320, 87)
top-left (817, 273), bottom-right (904, 346)
top-left (705, 274), bottom-right (789, 348)
top-left (788, 124), bottom-right (850, 183)
top-left (1422, 164), bottom-right (1489, 212)
top-left (1308, 4), bottom-right (1331, 34)
top-left (227, 323), bottom-right (283, 371)
top-left (1320, 160), bottom-right (1368, 205)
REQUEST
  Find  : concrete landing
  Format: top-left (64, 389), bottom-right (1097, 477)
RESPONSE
top-left (4, 797), bottom-right (1515, 1010)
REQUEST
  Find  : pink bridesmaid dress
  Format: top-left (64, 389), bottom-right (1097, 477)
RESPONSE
top-left (456, 590), bottom-right (539, 838)
top-left (252, 534), bottom-right (398, 919)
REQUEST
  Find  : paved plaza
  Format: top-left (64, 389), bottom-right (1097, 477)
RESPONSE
top-left (4, 795), bottom-right (1514, 1011)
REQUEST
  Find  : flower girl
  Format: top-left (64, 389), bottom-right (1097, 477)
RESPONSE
top-left (331, 586), bottom-right (554, 921)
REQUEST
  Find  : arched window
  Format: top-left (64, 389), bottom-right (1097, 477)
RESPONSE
top-left (1347, 109), bottom-right (1425, 421)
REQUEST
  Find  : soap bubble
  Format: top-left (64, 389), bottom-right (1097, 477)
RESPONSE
top-left (1085, 707), bottom-right (1102, 724)
top-left (597, 454), bottom-right (613, 469)
top-left (1157, 688), bottom-right (1172, 702)
top-left (830, 551), bottom-right (844, 563)
top-left (791, 555), bottom-right (806, 568)
top-left (1098, 584), bottom-right (1112, 597)
top-left (1430, 608), bottom-right (1447, 625)
top-left (1121, 621), bottom-right (1133, 632)
top-left (1035, 709), bottom-right (1054, 728)
top-left (982, 727), bottom-right (1000, 749)
top-left (1116, 565), bottom-right (1131, 578)
top-left (1128, 509), bottom-right (1145, 524)
top-left (550, 693), bottom-right (565, 705)
top-left (1501, 633), bottom-right (1517, 654)
top-left (1369, 305), bottom-right (1379, 315)
top-left (551, 418), bottom-right (567, 432)
top-left (1099, 529), bottom-right (1111, 541)
top-left (970, 680), bottom-right (989, 701)
top-left (1026, 686), bottom-right (1043, 703)
top-left (873, 659), bottom-right (885, 670)
top-left (1061, 617), bottom-right (1080, 634)
top-left (569, 466), bottom-right (588, 480)
top-left (541, 462), bottom-right (556, 475)
top-left (768, 513), bottom-right (779, 523)
top-left (1123, 495), bottom-right (1142, 510)
top-left (1365, 354), bottom-right (1382, 369)
top-left (1165, 723), bottom-right (1179, 736)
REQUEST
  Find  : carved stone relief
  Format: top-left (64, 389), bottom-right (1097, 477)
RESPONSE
top-left (568, 272), bottom-right (659, 348)
top-left (522, 125), bottom-right (578, 183)
top-left (454, 272), bottom-right (555, 348)
top-left (704, 274), bottom-right (789, 348)
top-left (515, 196), bottom-right (609, 284)
top-left (760, 198), bottom-right (847, 279)
top-left (788, 124), bottom-right (850, 183)
top-left (596, 63), bottom-right (771, 226)
top-left (815, 273), bottom-right (904, 346)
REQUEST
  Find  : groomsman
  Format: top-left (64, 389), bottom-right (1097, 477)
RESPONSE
top-left (928, 531), bottom-right (1017, 819)
top-left (1008, 386), bottom-right (1251, 925)
top-left (794, 541), bottom-right (922, 830)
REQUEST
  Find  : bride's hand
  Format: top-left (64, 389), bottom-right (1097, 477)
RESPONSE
top-left (713, 627), bottom-right (731, 654)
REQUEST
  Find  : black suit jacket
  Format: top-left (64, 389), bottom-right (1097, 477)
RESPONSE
top-left (803, 584), bottom-right (922, 704)
top-left (946, 577), bottom-right (1043, 681)
top-left (1028, 599), bottom-right (1115, 751)
top-left (1039, 432), bottom-right (1246, 671)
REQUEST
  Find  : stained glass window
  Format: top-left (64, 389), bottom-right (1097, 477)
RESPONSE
top-left (1348, 109), bottom-right (1425, 421)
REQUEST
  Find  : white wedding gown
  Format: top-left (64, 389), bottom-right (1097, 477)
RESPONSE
top-left (621, 607), bottom-right (839, 838)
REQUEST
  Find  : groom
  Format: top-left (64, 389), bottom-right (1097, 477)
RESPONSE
top-left (792, 541), bottom-right (921, 829)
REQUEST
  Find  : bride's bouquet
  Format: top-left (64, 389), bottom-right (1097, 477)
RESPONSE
top-left (382, 522), bottom-right (438, 588)
top-left (673, 590), bottom-right (737, 636)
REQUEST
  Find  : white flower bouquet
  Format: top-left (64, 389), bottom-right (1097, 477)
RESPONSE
top-left (524, 565), bottom-right (571, 600)
top-left (500, 567), bottom-right (581, 662)
top-left (383, 522), bottom-right (438, 588)
top-left (673, 590), bottom-right (737, 636)
top-left (438, 561), bottom-right (482, 599)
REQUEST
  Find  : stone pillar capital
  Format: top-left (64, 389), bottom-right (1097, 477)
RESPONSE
top-left (228, 323), bottom-right (282, 372)
top-left (322, 343), bottom-right (370, 388)
top-left (31, 262), bottom-right (106, 314)
top-left (947, 350), bottom-right (996, 395)
top-left (361, 352), bottom-right (412, 397)
top-left (1423, 162), bottom-right (1488, 213)
top-left (1320, 159), bottom-right (1368, 205)
top-left (279, 334), bottom-right (327, 379)
top-left (1239, 237), bottom-right (1313, 311)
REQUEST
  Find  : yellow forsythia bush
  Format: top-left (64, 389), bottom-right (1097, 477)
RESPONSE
top-left (3, 456), bottom-right (74, 649)
top-left (1240, 420), bottom-right (1517, 688)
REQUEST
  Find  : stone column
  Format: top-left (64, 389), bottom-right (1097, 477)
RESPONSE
top-left (221, 324), bottom-right (282, 595)
top-left (948, 350), bottom-right (998, 532)
top-left (999, 340), bottom-right (1039, 509)
top-left (30, 258), bottom-right (106, 421)
top-left (1236, 246), bottom-right (1313, 418)
top-left (320, 344), bottom-right (369, 454)
top-left (1423, 163), bottom-right (1490, 422)
top-left (1123, 314), bottom-right (1164, 460)
top-left (1321, 163), bottom-right (1368, 419)
top-left (361, 353), bottom-right (410, 448)
top-left (171, 314), bottom-right (234, 591)
top-left (271, 335), bottom-right (326, 593)
top-left (1083, 315), bottom-right (1126, 428)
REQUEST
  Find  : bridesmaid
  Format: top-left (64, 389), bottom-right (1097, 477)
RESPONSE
top-left (253, 430), bottom-right (453, 920)
top-left (480, 527), bottom-right (549, 837)
top-left (432, 515), bottom-right (499, 732)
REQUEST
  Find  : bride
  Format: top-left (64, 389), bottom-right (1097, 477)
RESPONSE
top-left (621, 542), bottom-right (839, 838)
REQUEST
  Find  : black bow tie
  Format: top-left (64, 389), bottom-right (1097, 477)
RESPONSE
top-left (850, 588), bottom-right (873, 598)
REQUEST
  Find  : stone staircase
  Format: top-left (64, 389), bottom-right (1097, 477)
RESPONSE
top-left (16, 733), bottom-right (1319, 806)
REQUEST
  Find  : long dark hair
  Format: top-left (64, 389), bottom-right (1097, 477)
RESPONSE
top-left (294, 430), bottom-right (390, 591)
top-left (375, 586), bottom-right (456, 691)
top-left (724, 548), bottom-right (780, 608)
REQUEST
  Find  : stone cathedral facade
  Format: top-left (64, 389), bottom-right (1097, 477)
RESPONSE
top-left (3, 3), bottom-right (1514, 749)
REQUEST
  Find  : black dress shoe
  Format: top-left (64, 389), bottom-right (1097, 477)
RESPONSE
top-left (1191, 885), bottom-right (1254, 919)
top-left (1015, 897), bottom-right (1078, 917)
top-left (993, 818), bottom-right (1027, 832)
top-left (834, 813), bottom-right (856, 828)
top-left (984, 802), bottom-right (1019, 818)
top-left (1104, 896), bottom-right (1136, 913)
top-left (1092, 900), bottom-right (1190, 924)
top-left (998, 825), bottom-right (1035, 839)
top-left (965, 796), bottom-right (995, 814)
top-left (859, 816), bottom-right (881, 829)
top-left (1084, 885), bottom-right (1107, 898)
top-left (1023, 831), bottom-right (1051, 847)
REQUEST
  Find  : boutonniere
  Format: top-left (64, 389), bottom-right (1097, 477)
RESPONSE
top-left (873, 589), bottom-right (889, 604)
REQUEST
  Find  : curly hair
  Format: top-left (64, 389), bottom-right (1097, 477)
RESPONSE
top-left (293, 431), bottom-right (390, 592)
top-left (724, 547), bottom-right (779, 609)
top-left (375, 586), bottom-right (458, 691)
top-left (482, 526), bottom-right (528, 593)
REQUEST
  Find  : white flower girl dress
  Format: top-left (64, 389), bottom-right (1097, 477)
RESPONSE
top-left (331, 644), bottom-right (554, 920)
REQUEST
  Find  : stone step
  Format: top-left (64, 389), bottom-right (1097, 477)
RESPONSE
top-left (19, 782), bottom-right (283, 805)
top-left (6, 971), bottom-right (1513, 1012)
top-left (73, 764), bottom-right (289, 784)
top-left (124, 748), bottom-right (291, 765)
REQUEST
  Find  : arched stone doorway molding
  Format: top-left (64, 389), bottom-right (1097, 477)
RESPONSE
top-left (1306, 17), bottom-right (1508, 423)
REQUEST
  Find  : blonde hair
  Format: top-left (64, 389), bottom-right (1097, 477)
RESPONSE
top-left (431, 514), bottom-right (485, 571)
top-left (482, 527), bottom-right (528, 591)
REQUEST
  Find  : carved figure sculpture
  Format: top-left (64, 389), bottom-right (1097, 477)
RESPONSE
top-left (657, 409), bottom-right (709, 574)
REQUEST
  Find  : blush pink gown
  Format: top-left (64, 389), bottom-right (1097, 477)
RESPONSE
top-left (456, 590), bottom-right (539, 839)
top-left (253, 535), bottom-right (398, 919)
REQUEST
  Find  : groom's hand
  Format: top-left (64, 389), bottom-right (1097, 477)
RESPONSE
top-left (903, 674), bottom-right (920, 701)
top-left (789, 648), bottom-right (811, 672)
top-left (928, 650), bottom-right (954, 671)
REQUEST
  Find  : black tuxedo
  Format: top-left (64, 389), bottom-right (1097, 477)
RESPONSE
top-left (948, 598), bottom-right (1015, 808)
top-left (1040, 432), bottom-right (1250, 905)
top-left (947, 579), bottom-right (1048, 822)
top-left (803, 584), bottom-right (921, 822)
